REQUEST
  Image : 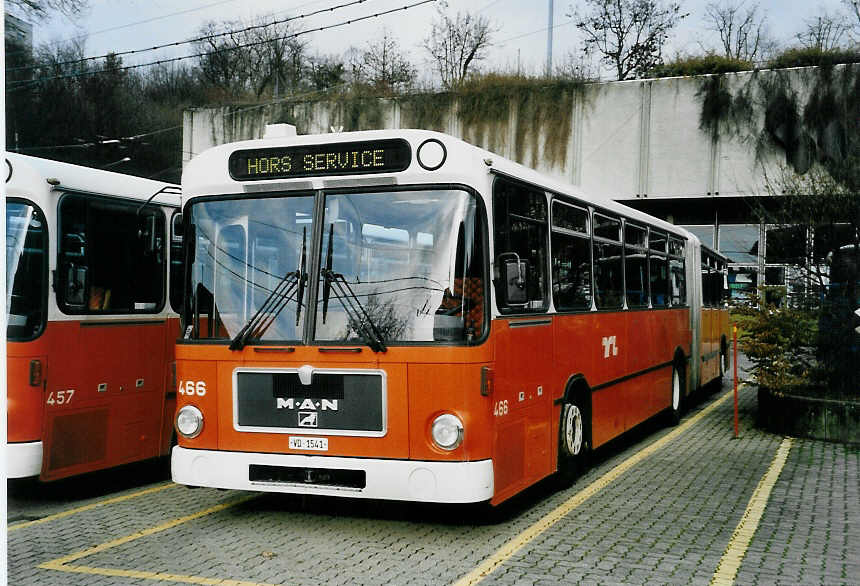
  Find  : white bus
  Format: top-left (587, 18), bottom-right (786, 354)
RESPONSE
top-left (6, 153), bottom-right (184, 481)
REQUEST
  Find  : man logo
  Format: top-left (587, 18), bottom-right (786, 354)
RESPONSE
top-left (298, 411), bottom-right (318, 427)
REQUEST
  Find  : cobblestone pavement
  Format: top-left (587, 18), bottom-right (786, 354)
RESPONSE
top-left (7, 360), bottom-right (859, 586)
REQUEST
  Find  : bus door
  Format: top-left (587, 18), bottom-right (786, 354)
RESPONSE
top-left (45, 194), bottom-right (169, 480)
top-left (490, 179), bottom-right (554, 502)
top-left (492, 317), bottom-right (554, 502)
top-left (6, 200), bottom-right (49, 454)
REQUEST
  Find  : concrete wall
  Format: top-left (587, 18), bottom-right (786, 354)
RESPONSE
top-left (183, 65), bottom-right (856, 204)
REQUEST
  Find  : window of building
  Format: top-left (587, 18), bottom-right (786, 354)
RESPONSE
top-left (58, 194), bottom-right (166, 314)
top-left (728, 266), bottom-right (758, 302)
top-left (766, 225), bottom-right (807, 264)
top-left (719, 224), bottom-right (759, 264)
top-left (493, 179), bottom-right (548, 313)
top-left (814, 223), bottom-right (857, 262)
top-left (625, 223), bottom-right (648, 308)
top-left (593, 213), bottom-right (623, 309)
top-left (683, 224), bottom-right (715, 248)
top-left (551, 200), bottom-right (591, 311)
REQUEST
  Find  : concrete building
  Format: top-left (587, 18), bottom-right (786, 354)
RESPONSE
top-left (5, 13), bottom-right (33, 51)
top-left (182, 64), bottom-right (858, 300)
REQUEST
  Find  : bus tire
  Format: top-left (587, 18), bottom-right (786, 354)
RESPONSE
top-left (668, 362), bottom-right (683, 426)
top-left (557, 400), bottom-right (587, 486)
top-left (719, 338), bottom-right (728, 383)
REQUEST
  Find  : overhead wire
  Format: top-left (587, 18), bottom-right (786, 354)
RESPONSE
top-left (3, 0), bottom-right (248, 58)
top-left (14, 81), bottom-right (351, 153)
top-left (7, 0), bottom-right (439, 90)
top-left (6, 0), bottom-right (374, 73)
top-left (495, 18), bottom-right (575, 47)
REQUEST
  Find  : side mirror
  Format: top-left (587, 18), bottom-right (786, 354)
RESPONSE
top-left (63, 264), bottom-right (88, 309)
top-left (139, 215), bottom-right (157, 254)
top-left (499, 252), bottom-right (529, 306)
top-left (62, 233), bottom-right (86, 257)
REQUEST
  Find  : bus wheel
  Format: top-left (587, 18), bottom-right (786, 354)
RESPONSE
top-left (719, 343), bottom-right (728, 382)
top-left (557, 401), bottom-right (586, 486)
top-left (668, 365), bottom-right (683, 426)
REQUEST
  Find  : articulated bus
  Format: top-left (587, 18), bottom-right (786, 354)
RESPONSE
top-left (172, 130), bottom-right (730, 505)
top-left (6, 153), bottom-right (183, 481)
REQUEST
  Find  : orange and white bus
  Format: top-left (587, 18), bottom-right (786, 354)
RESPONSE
top-left (6, 153), bottom-right (184, 481)
top-left (171, 129), bottom-right (729, 505)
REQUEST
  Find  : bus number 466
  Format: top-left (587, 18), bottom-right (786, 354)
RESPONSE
top-left (494, 400), bottom-right (509, 416)
top-left (178, 381), bottom-right (207, 396)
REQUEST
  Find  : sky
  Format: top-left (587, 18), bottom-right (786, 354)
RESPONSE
top-left (8, 0), bottom-right (857, 83)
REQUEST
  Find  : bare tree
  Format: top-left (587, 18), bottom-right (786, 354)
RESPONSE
top-left (796, 10), bottom-right (852, 51)
top-left (845, 0), bottom-right (860, 28)
top-left (192, 18), bottom-right (308, 99)
top-left (703, 1), bottom-right (775, 62)
top-left (193, 22), bottom-right (253, 98)
top-left (361, 31), bottom-right (416, 93)
top-left (570, 0), bottom-right (688, 81)
top-left (554, 50), bottom-right (599, 80)
top-left (244, 19), bottom-right (308, 98)
top-left (6, 0), bottom-right (88, 19)
top-left (307, 55), bottom-right (346, 91)
top-left (423, 9), bottom-right (495, 88)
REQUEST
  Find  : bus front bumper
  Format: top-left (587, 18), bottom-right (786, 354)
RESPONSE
top-left (7, 441), bottom-right (43, 478)
top-left (171, 446), bottom-right (494, 503)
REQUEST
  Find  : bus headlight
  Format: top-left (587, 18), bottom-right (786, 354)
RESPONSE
top-left (431, 413), bottom-right (463, 450)
top-left (176, 405), bottom-right (204, 439)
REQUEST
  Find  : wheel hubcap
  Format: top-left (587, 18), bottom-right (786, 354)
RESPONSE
top-left (564, 405), bottom-right (583, 456)
top-left (672, 370), bottom-right (680, 410)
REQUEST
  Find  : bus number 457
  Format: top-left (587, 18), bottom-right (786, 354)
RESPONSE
top-left (47, 389), bottom-right (75, 405)
top-left (178, 381), bottom-right (207, 396)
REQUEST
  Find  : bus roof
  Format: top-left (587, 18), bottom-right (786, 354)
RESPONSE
top-left (5, 152), bottom-right (181, 207)
top-left (182, 129), bottom-right (698, 245)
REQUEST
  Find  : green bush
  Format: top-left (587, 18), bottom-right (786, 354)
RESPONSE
top-left (732, 287), bottom-right (818, 392)
top-left (767, 47), bottom-right (860, 70)
top-left (648, 54), bottom-right (753, 78)
top-left (733, 283), bottom-right (860, 398)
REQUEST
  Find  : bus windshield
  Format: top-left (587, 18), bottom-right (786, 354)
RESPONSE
top-left (6, 201), bottom-right (47, 341)
top-left (185, 188), bottom-right (484, 345)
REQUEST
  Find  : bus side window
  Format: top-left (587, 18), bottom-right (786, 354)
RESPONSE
top-left (649, 229), bottom-right (668, 307)
top-left (170, 213), bottom-right (185, 314)
top-left (58, 194), bottom-right (166, 314)
top-left (624, 223), bottom-right (648, 308)
top-left (593, 213), bottom-right (622, 309)
top-left (669, 237), bottom-right (686, 306)
top-left (493, 179), bottom-right (548, 313)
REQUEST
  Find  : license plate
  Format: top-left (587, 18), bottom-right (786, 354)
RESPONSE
top-left (288, 436), bottom-right (328, 451)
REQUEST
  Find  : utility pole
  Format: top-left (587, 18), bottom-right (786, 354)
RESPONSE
top-left (546, 0), bottom-right (554, 77)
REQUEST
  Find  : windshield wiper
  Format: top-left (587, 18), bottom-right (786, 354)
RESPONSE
top-left (295, 227), bottom-right (308, 326)
top-left (321, 224), bottom-right (387, 353)
top-left (229, 228), bottom-right (307, 350)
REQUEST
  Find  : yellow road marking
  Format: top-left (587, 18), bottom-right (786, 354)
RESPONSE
top-left (8, 482), bottom-right (175, 532)
top-left (452, 386), bottom-right (740, 586)
top-left (40, 495), bottom-right (255, 566)
top-left (40, 564), bottom-right (269, 586)
top-left (38, 494), bottom-right (274, 586)
top-left (711, 437), bottom-right (793, 586)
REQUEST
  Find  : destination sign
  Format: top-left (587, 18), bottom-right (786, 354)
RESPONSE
top-left (228, 139), bottom-right (411, 181)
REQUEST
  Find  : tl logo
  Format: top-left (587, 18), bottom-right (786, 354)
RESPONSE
top-left (298, 412), bottom-right (318, 427)
top-left (601, 335), bottom-right (619, 358)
